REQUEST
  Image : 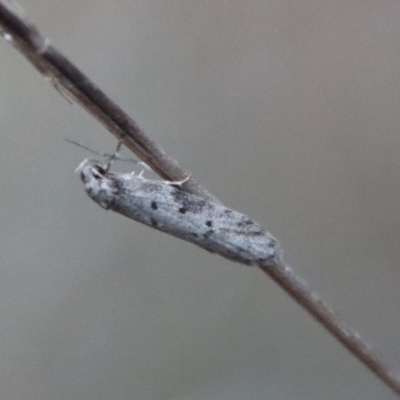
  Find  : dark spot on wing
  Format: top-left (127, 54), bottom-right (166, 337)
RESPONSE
top-left (249, 229), bottom-right (265, 236)
top-left (150, 218), bottom-right (158, 227)
top-left (108, 176), bottom-right (124, 196)
top-left (203, 230), bottom-right (214, 239)
top-left (151, 201), bottom-right (158, 210)
top-left (172, 189), bottom-right (211, 214)
top-left (142, 182), bottom-right (164, 193)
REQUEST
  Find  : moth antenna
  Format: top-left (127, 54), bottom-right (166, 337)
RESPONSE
top-left (66, 139), bottom-right (149, 170)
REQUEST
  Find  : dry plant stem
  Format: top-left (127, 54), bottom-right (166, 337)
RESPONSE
top-left (0, 1), bottom-right (218, 203)
top-left (1, 1), bottom-right (399, 396)
top-left (261, 264), bottom-right (400, 396)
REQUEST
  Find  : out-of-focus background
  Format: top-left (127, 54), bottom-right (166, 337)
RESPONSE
top-left (1, 1), bottom-right (400, 399)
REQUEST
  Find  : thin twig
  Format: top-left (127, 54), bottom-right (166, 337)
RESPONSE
top-left (1, 1), bottom-right (399, 396)
top-left (261, 264), bottom-right (400, 395)
top-left (0, 1), bottom-right (218, 203)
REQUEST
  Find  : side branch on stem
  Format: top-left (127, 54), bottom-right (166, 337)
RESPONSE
top-left (1, 1), bottom-right (399, 396)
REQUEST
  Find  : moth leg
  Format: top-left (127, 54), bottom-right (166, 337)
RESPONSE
top-left (104, 141), bottom-right (123, 172)
top-left (164, 174), bottom-right (191, 186)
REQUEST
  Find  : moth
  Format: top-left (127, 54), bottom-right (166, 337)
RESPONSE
top-left (78, 159), bottom-right (281, 268)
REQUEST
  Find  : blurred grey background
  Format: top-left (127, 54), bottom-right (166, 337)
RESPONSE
top-left (1, 1), bottom-right (400, 399)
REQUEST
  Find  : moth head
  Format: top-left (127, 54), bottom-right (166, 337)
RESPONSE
top-left (76, 159), bottom-right (107, 184)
